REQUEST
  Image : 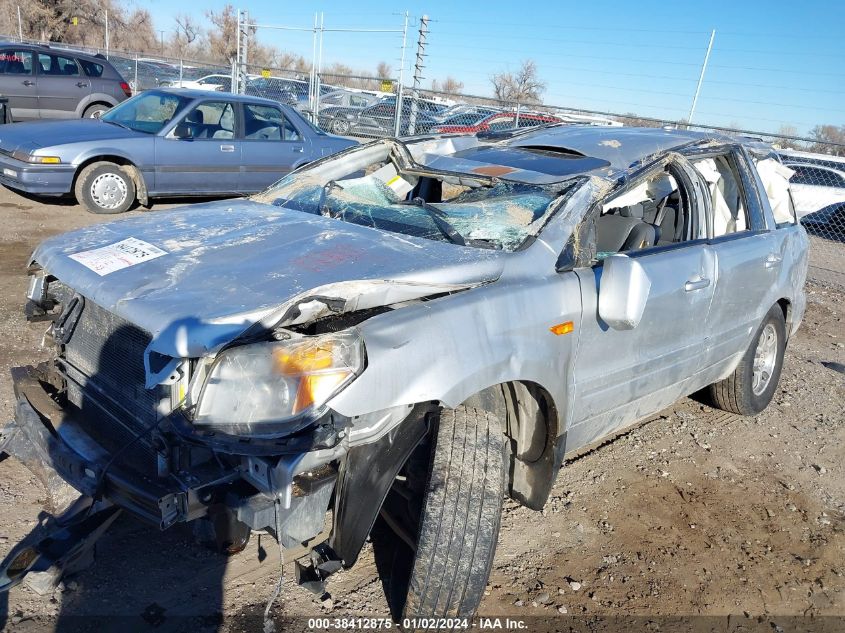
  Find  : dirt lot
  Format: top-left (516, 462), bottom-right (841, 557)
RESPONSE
top-left (0, 186), bottom-right (843, 632)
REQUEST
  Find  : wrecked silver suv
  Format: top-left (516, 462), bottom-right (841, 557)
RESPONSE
top-left (0, 126), bottom-right (807, 619)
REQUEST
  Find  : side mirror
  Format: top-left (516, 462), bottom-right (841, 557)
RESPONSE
top-left (173, 123), bottom-right (193, 139)
top-left (598, 254), bottom-right (651, 330)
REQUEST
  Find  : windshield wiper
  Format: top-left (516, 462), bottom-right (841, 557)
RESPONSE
top-left (407, 197), bottom-right (466, 246)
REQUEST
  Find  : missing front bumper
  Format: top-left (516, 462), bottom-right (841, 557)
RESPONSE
top-left (4, 364), bottom-right (226, 529)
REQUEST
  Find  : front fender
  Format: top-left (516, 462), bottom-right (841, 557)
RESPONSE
top-left (328, 271), bottom-right (583, 436)
top-left (328, 406), bottom-right (429, 566)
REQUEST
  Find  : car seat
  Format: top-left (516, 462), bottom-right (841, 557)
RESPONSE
top-left (185, 109), bottom-right (206, 138)
top-left (596, 204), bottom-right (658, 253)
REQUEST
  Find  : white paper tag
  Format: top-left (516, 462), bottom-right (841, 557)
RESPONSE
top-left (68, 238), bottom-right (167, 276)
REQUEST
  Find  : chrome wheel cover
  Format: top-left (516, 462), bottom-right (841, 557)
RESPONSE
top-left (90, 172), bottom-right (128, 210)
top-left (752, 323), bottom-right (778, 396)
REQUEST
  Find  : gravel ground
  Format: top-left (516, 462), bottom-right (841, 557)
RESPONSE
top-left (0, 186), bottom-right (842, 632)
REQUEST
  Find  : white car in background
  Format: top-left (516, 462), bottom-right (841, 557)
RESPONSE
top-left (160, 74), bottom-right (234, 92)
top-left (783, 161), bottom-right (845, 222)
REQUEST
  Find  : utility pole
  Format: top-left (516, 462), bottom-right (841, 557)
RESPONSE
top-left (687, 29), bottom-right (715, 126)
top-left (238, 9), bottom-right (250, 94)
top-left (407, 14), bottom-right (429, 136)
top-left (393, 11), bottom-right (408, 137)
top-left (105, 10), bottom-right (109, 58)
top-left (309, 12), bottom-right (318, 116)
top-left (160, 30), bottom-right (165, 54)
top-left (17, 5), bottom-right (23, 41)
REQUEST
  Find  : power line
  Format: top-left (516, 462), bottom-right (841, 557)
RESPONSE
top-left (429, 31), bottom-right (707, 52)
top-left (430, 18), bottom-right (709, 35)
top-left (425, 50), bottom-right (702, 68)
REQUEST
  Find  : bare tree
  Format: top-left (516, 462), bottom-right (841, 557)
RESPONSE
top-left (174, 14), bottom-right (199, 44)
top-left (490, 59), bottom-right (545, 104)
top-left (170, 14), bottom-right (200, 57)
top-left (438, 76), bottom-right (464, 95)
top-left (617, 113), bottom-right (663, 128)
top-left (774, 124), bottom-right (805, 150)
top-left (809, 124), bottom-right (845, 156)
top-left (205, 4), bottom-right (238, 63)
top-left (376, 61), bottom-right (392, 79)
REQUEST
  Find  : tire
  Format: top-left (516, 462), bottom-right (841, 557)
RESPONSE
top-left (82, 103), bottom-right (109, 119)
top-left (330, 117), bottom-right (351, 135)
top-left (402, 406), bottom-right (506, 619)
top-left (74, 162), bottom-right (136, 214)
top-left (709, 304), bottom-right (786, 415)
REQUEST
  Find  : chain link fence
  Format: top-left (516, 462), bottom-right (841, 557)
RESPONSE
top-left (1, 34), bottom-right (843, 285)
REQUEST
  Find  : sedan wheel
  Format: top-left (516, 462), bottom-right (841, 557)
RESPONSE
top-left (74, 162), bottom-right (136, 214)
top-left (331, 118), bottom-right (351, 135)
top-left (752, 323), bottom-right (778, 395)
top-left (90, 172), bottom-right (128, 210)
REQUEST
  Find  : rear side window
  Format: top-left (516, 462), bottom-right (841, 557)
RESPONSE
top-left (39, 54), bottom-right (81, 76)
top-left (790, 165), bottom-right (845, 188)
top-left (79, 59), bottom-right (104, 77)
top-left (244, 104), bottom-right (301, 141)
top-left (0, 50), bottom-right (33, 75)
top-left (691, 155), bottom-right (750, 237)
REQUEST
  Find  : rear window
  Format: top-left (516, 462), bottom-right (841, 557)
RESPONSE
top-left (79, 59), bottom-right (104, 77)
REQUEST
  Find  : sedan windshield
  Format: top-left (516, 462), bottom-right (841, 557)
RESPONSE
top-left (253, 141), bottom-right (570, 251)
top-left (100, 91), bottom-right (192, 134)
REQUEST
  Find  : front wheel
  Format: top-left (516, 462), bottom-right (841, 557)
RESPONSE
top-left (709, 304), bottom-right (786, 415)
top-left (330, 117), bottom-right (351, 135)
top-left (401, 405), bottom-right (505, 619)
top-left (74, 162), bottom-right (136, 214)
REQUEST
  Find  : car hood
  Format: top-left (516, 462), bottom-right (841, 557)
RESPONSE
top-left (31, 200), bottom-right (504, 384)
top-left (0, 119), bottom-right (139, 154)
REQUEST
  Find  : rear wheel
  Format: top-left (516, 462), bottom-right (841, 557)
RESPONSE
top-left (399, 405), bottom-right (505, 620)
top-left (74, 162), bottom-right (136, 214)
top-left (82, 103), bottom-right (109, 119)
top-left (709, 304), bottom-right (786, 415)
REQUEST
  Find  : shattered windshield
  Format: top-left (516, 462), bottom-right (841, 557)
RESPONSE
top-left (252, 140), bottom-right (573, 251)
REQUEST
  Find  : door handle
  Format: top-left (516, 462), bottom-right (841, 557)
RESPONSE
top-left (684, 277), bottom-right (711, 292)
top-left (764, 253), bottom-right (782, 269)
top-left (76, 81), bottom-right (89, 88)
top-left (22, 80), bottom-right (34, 86)
top-left (291, 145), bottom-right (304, 153)
top-left (219, 144), bottom-right (235, 152)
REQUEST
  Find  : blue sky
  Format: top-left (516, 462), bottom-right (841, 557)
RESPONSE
top-left (143, 0), bottom-right (845, 135)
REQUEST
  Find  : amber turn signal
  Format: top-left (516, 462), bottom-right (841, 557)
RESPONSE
top-left (549, 321), bottom-right (574, 336)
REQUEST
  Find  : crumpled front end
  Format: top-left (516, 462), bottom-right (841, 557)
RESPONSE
top-left (0, 262), bottom-right (450, 594)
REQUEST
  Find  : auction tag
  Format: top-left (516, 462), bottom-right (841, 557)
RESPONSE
top-left (69, 237), bottom-right (167, 276)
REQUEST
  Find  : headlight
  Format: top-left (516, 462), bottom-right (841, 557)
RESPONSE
top-left (11, 151), bottom-right (61, 164)
top-left (193, 331), bottom-right (363, 436)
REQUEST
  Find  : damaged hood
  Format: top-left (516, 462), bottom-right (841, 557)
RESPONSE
top-left (32, 200), bottom-right (504, 377)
